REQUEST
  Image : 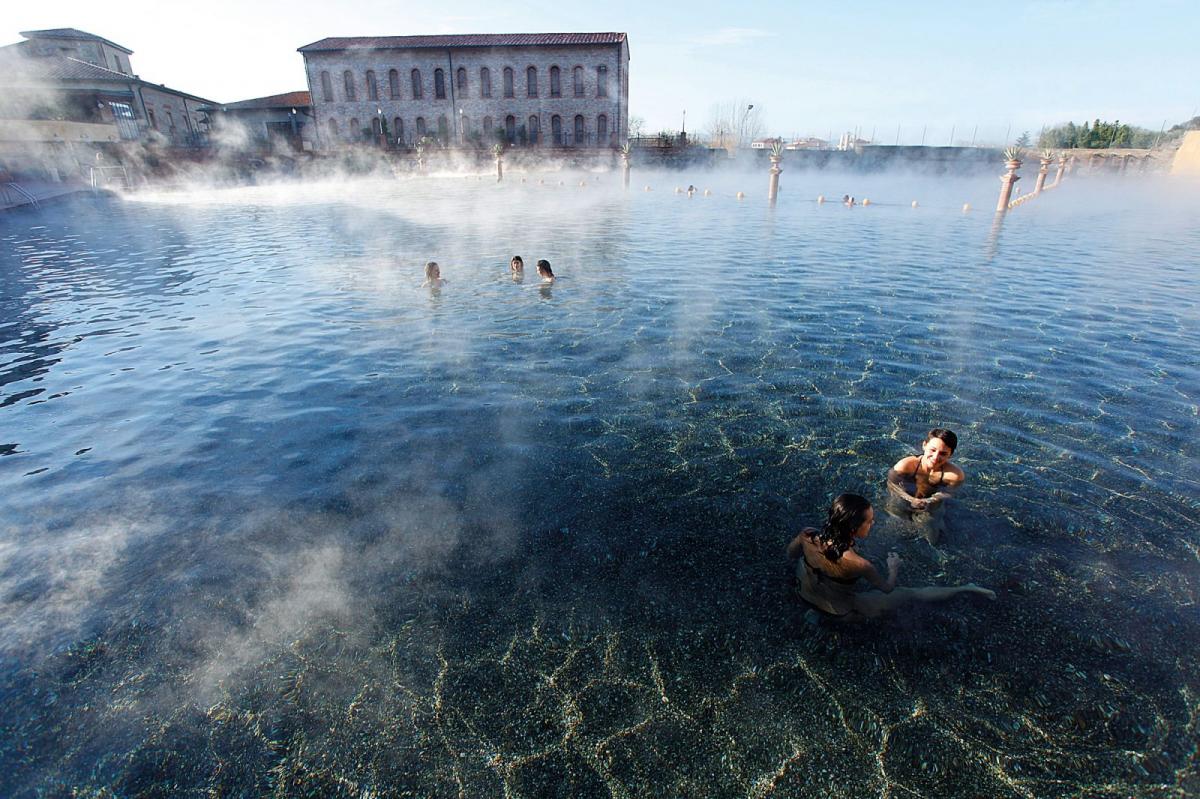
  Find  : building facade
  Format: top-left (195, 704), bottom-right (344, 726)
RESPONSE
top-left (0, 28), bottom-right (214, 148)
top-left (201, 91), bottom-right (315, 153)
top-left (297, 33), bottom-right (629, 150)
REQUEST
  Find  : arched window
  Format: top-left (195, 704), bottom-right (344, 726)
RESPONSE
top-left (456, 67), bottom-right (467, 94)
top-left (434, 68), bottom-right (446, 100)
top-left (415, 117), bottom-right (427, 137)
top-left (349, 117), bottom-right (360, 140)
top-left (394, 117), bottom-right (404, 146)
top-left (371, 116), bottom-right (382, 136)
top-left (574, 114), bottom-right (585, 145)
top-left (549, 66), bottom-right (561, 98)
top-left (572, 66), bottom-right (584, 97)
top-left (480, 67), bottom-right (491, 98)
top-left (503, 67), bottom-right (514, 98)
top-left (597, 65), bottom-right (608, 98)
top-left (437, 115), bottom-right (448, 140)
top-left (366, 70), bottom-right (378, 101)
top-left (551, 114), bottom-right (562, 146)
top-left (320, 71), bottom-right (333, 102)
top-left (411, 69), bottom-right (423, 99)
top-left (528, 115), bottom-right (539, 144)
top-left (598, 114), bottom-right (608, 143)
top-left (327, 118), bottom-right (339, 138)
top-left (389, 69), bottom-right (401, 99)
top-left (483, 116), bottom-right (493, 136)
top-left (343, 70), bottom-right (356, 101)
top-left (505, 114), bottom-right (516, 143)
top-left (526, 66), bottom-right (537, 97)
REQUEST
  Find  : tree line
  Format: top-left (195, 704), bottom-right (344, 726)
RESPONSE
top-left (1039, 116), bottom-right (1200, 150)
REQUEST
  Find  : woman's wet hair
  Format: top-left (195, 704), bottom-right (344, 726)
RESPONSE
top-left (925, 428), bottom-right (958, 453)
top-left (816, 493), bottom-right (872, 561)
top-left (510, 256), bottom-right (524, 270)
top-left (537, 259), bottom-right (553, 277)
top-left (425, 261), bottom-right (439, 279)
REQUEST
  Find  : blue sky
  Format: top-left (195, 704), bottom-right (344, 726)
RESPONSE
top-left (7, 0), bottom-right (1197, 145)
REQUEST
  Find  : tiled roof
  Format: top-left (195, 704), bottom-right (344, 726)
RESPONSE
top-left (0, 53), bottom-right (131, 82)
top-left (209, 91), bottom-right (312, 111)
top-left (0, 52), bottom-right (215, 103)
top-left (298, 32), bottom-right (626, 52)
top-left (20, 28), bottom-right (133, 54)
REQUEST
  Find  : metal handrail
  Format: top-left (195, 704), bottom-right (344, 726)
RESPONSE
top-left (3, 183), bottom-right (39, 208)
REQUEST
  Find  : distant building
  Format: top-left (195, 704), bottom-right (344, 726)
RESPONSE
top-left (837, 132), bottom-right (871, 151)
top-left (201, 91), bottom-right (315, 153)
top-left (750, 137), bottom-right (783, 150)
top-left (297, 32), bottom-right (629, 150)
top-left (785, 137), bottom-right (827, 150)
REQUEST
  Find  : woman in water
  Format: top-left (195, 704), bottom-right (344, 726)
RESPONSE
top-left (886, 428), bottom-right (964, 544)
top-left (536, 259), bottom-right (555, 282)
top-left (787, 493), bottom-right (993, 619)
top-left (422, 261), bottom-right (446, 287)
top-left (510, 255), bottom-right (524, 275)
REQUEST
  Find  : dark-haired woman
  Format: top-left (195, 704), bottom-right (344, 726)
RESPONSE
top-left (886, 428), bottom-right (964, 544)
top-left (787, 493), bottom-right (993, 619)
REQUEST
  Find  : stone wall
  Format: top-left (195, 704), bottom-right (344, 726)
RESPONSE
top-left (139, 86), bottom-right (209, 145)
top-left (302, 42), bottom-right (629, 150)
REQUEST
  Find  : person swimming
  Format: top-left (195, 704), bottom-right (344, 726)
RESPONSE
top-left (536, 259), bottom-right (555, 282)
top-left (422, 261), bottom-right (446, 287)
top-left (786, 493), bottom-right (994, 620)
top-left (886, 428), bottom-right (964, 544)
top-left (510, 255), bottom-right (524, 273)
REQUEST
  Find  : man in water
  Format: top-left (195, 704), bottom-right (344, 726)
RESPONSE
top-left (886, 428), bottom-right (964, 545)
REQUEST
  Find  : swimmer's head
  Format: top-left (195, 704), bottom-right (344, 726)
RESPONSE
top-left (510, 255), bottom-right (524, 272)
top-left (922, 428), bottom-right (957, 467)
top-left (818, 493), bottom-right (873, 561)
top-left (425, 261), bottom-right (440, 280)
top-left (537, 259), bottom-right (554, 279)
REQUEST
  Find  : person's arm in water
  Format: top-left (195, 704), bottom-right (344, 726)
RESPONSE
top-left (921, 464), bottom-right (965, 510)
top-left (887, 456), bottom-right (927, 509)
top-left (849, 550), bottom-right (900, 593)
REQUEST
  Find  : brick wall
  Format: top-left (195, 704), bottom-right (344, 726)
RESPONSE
top-left (302, 41), bottom-right (629, 150)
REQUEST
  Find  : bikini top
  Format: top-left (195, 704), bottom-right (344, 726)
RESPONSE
top-left (800, 532), bottom-right (857, 586)
top-left (905, 457), bottom-right (945, 487)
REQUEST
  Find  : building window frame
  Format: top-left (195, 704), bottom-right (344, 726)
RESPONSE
top-left (411, 69), bottom-right (423, 99)
top-left (320, 71), bottom-right (334, 102)
top-left (480, 67), bottom-right (491, 98)
top-left (389, 69), bottom-right (401, 99)
top-left (343, 70), bottom-right (356, 101)
top-left (434, 68), bottom-right (446, 100)
top-left (572, 66), bottom-right (584, 98)
top-left (549, 66), bottom-right (561, 98)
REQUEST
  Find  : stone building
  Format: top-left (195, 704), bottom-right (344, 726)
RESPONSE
top-left (201, 91), bottom-right (315, 153)
top-left (297, 33), bottom-right (629, 150)
top-left (0, 28), bottom-right (216, 183)
top-left (0, 29), bottom-right (214, 147)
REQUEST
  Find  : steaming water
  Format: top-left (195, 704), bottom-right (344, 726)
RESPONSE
top-left (1, 173), bottom-right (1198, 797)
